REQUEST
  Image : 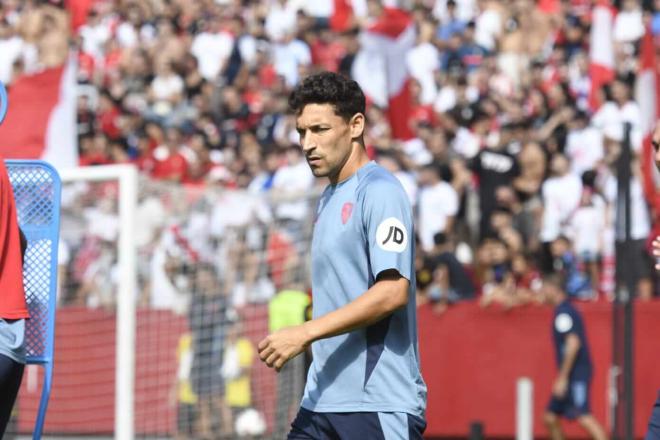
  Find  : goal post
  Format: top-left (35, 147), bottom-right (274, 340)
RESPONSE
top-left (21, 163), bottom-right (316, 438)
top-left (59, 164), bottom-right (138, 440)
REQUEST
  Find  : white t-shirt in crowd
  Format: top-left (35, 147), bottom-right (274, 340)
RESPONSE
top-left (210, 191), bottom-right (271, 238)
top-left (540, 173), bottom-right (583, 243)
top-left (475, 7), bottom-right (502, 51)
top-left (150, 237), bottom-right (188, 312)
top-left (565, 126), bottom-right (604, 177)
top-left (418, 181), bottom-right (459, 252)
top-left (273, 39), bottom-right (312, 87)
top-left (79, 21), bottom-right (112, 62)
top-left (84, 206), bottom-right (120, 242)
top-left (568, 196), bottom-right (607, 255)
top-left (271, 159), bottom-right (315, 221)
top-left (151, 73), bottom-right (184, 101)
top-left (406, 42), bottom-right (440, 105)
top-left (402, 138), bottom-right (433, 166)
top-left (434, 85), bottom-right (457, 113)
top-left (265, 2), bottom-right (298, 41)
top-left (451, 127), bottom-right (481, 159)
top-left (190, 31), bottom-right (235, 81)
top-left (591, 101), bottom-right (642, 152)
top-left (613, 9), bottom-right (644, 43)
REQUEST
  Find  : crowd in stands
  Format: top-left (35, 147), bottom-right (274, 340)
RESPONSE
top-left (3, 0), bottom-right (660, 315)
top-left (4, 1), bottom-right (660, 437)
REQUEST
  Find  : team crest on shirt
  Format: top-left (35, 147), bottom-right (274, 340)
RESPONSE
top-left (341, 202), bottom-right (353, 224)
top-left (376, 217), bottom-right (408, 252)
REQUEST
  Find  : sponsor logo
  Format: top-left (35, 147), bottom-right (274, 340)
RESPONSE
top-left (554, 313), bottom-right (573, 333)
top-left (376, 217), bottom-right (408, 252)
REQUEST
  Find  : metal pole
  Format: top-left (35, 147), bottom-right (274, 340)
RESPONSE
top-left (614, 122), bottom-right (635, 440)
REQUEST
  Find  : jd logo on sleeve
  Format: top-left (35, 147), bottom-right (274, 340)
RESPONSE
top-left (376, 217), bottom-right (408, 253)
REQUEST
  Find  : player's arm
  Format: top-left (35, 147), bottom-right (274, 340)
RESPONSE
top-left (258, 269), bottom-right (408, 371)
top-left (553, 333), bottom-right (581, 397)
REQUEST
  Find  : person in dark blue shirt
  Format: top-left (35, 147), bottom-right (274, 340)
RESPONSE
top-left (542, 273), bottom-right (608, 440)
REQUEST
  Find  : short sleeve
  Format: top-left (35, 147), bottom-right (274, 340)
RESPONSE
top-left (362, 180), bottom-right (414, 281)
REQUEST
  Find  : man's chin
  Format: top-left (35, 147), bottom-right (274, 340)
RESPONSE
top-left (311, 167), bottom-right (328, 178)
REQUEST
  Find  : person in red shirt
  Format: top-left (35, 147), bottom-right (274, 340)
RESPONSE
top-left (0, 156), bottom-right (29, 437)
top-left (150, 127), bottom-right (189, 182)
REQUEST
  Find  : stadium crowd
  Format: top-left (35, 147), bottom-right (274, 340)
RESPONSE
top-left (4, 0), bottom-right (660, 437)
top-left (2, 0), bottom-right (660, 313)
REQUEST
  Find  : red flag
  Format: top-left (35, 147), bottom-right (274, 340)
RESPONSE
top-left (352, 8), bottom-right (416, 140)
top-left (330, 0), bottom-right (353, 32)
top-left (588, 3), bottom-right (616, 111)
top-left (0, 58), bottom-right (78, 170)
top-left (65, 0), bottom-right (96, 31)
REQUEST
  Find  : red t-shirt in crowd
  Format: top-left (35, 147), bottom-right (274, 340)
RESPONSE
top-left (150, 147), bottom-right (188, 181)
top-left (0, 158), bottom-right (28, 319)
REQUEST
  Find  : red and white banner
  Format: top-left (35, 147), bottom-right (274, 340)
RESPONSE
top-left (635, 25), bottom-right (660, 214)
top-left (588, 2), bottom-right (616, 111)
top-left (0, 57), bottom-right (78, 170)
top-left (352, 7), bottom-right (416, 140)
top-left (330, 0), bottom-right (368, 32)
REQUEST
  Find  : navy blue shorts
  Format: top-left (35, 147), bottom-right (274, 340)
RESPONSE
top-left (645, 391), bottom-right (660, 440)
top-left (288, 407), bottom-right (426, 440)
top-left (547, 379), bottom-right (591, 420)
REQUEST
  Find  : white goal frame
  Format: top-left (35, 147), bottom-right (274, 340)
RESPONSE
top-left (59, 164), bottom-right (138, 440)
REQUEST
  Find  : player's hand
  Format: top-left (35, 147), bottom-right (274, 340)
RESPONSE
top-left (652, 236), bottom-right (660, 270)
top-left (258, 325), bottom-right (310, 372)
top-left (552, 376), bottom-right (568, 398)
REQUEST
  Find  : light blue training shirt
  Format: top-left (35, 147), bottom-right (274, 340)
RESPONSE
top-left (301, 161), bottom-right (427, 418)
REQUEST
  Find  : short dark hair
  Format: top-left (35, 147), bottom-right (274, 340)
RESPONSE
top-left (288, 72), bottom-right (366, 122)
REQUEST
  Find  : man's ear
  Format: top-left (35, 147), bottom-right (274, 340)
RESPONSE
top-left (349, 113), bottom-right (366, 140)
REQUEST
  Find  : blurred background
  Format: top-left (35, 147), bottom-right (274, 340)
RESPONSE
top-left (1, 0), bottom-right (660, 438)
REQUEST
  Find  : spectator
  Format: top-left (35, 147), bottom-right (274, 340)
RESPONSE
top-left (540, 154), bottom-right (582, 271)
top-left (436, 0), bottom-right (467, 44)
top-left (189, 264), bottom-right (232, 439)
top-left (424, 232), bottom-right (476, 313)
top-left (173, 332), bottom-right (197, 440)
top-left (471, 122), bottom-right (521, 238)
top-left (221, 319), bottom-right (256, 435)
top-left (407, 19), bottom-right (440, 105)
top-left (417, 163), bottom-right (459, 252)
top-left (613, 0), bottom-right (644, 44)
top-left (567, 171), bottom-right (608, 295)
top-left (564, 111), bottom-right (604, 178)
top-left (151, 127), bottom-right (189, 182)
top-left (458, 20), bottom-right (489, 72)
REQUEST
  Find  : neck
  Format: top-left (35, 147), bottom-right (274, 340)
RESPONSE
top-left (329, 142), bottom-right (370, 185)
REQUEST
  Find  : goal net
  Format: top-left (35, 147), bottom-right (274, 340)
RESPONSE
top-left (7, 165), bottom-right (318, 439)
